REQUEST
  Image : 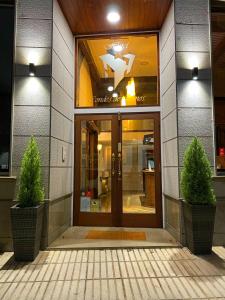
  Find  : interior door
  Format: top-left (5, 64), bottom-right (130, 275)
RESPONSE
top-left (74, 113), bottom-right (162, 227)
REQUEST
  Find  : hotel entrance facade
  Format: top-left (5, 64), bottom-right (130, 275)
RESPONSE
top-left (1, 0), bottom-right (225, 250)
top-left (74, 32), bottom-right (162, 228)
top-left (75, 113), bottom-right (162, 228)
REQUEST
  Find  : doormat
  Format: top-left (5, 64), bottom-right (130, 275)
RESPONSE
top-left (85, 230), bottom-right (146, 240)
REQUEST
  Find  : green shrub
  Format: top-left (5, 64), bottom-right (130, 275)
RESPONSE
top-left (181, 137), bottom-right (215, 205)
top-left (18, 136), bottom-right (44, 207)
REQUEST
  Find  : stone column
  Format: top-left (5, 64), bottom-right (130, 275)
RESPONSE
top-left (161, 0), bottom-right (215, 243)
top-left (12, 0), bottom-right (74, 247)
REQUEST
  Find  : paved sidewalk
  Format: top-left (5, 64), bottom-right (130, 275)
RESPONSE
top-left (1, 247), bottom-right (225, 299)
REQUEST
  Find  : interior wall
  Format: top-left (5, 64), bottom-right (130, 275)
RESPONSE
top-left (78, 56), bottom-right (93, 107)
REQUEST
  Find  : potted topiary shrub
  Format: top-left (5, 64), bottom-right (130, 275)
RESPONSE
top-left (181, 137), bottom-right (216, 254)
top-left (11, 137), bottom-right (44, 261)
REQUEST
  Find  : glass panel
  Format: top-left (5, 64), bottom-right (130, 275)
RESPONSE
top-left (76, 34), bottom-right (159, 107)
top-left (122, 119), bottom-right (156, 214)
top-left (80, 120), bottom-right (112, 213)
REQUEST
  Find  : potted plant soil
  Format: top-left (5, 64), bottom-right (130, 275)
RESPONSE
top-left (181, 137), bottom-right (216, 254)
top-left (11, 137), bottom-right (44, 261)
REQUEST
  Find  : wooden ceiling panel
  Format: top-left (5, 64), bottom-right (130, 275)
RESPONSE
top-left (57, 0), bottom-right (172, 35)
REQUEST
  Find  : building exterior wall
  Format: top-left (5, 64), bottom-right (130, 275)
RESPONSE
top-left (160, 0), bottom-right (215, 243)
top-left (13, 0), bottom-right (52, 196)
top-left (48, 0), bottom-right (74, 244)
top-left (6, 0), bottom-right (217, 247)
top-left (11, 0), bottom-right (74, 247)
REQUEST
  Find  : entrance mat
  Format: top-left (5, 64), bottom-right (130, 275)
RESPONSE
top-left (85, 230), bottom-right (146, 240)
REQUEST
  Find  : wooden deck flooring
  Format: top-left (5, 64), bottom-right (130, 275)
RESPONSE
top-left (1, 247), bottom-right (225, 299)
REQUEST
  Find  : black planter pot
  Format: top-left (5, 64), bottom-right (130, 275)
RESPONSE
top-left (183, 201), bottom-right (216, 255)
top-left (10, 204), bottom-right (44, 261)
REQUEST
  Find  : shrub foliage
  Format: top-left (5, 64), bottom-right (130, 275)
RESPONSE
top-left (181, 137), bottom-right (215, 205)
top-left (18, 136), bottom-right (44, 207)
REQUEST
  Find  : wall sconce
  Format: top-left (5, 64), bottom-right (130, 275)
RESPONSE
top-left (192, 67), bottom-right (198, 80)
top-left (29, 63), bottom-right (36, 76)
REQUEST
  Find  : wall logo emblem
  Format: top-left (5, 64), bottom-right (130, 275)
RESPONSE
top-left (100, 46), bottom-right (135, 89)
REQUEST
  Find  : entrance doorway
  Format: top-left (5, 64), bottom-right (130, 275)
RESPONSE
top-left (74, 113), bottom-right (162, 227)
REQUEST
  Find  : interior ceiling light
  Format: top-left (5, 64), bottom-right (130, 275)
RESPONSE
top-left (107, 11), bottom-right (120, 23)
top-left (112, 44), bottom-right (123, 53)
top-left (107, 86), bottom-right (114, 92)
top-left (112, 92), bottom-right (118, 98)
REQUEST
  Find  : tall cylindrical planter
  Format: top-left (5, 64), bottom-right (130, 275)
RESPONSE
top-left (183, 201), bottom-right (216, 254)
top-left (10, 203), bottom-right (44, 261)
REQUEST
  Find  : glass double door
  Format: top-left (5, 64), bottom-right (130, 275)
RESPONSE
top-left (74, 113), bottom-right (162, 227)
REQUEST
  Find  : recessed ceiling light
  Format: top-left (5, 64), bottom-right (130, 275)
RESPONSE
top-left (107, 86), bottom-right (114, 92)
top-left (112, 92), bottom-right (118, 98)
top-left (107, 11), bottom-right (120, 23)
top-left (113, 44), bottom-right (123, 52)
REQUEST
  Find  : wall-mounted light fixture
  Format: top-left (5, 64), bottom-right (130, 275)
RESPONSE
top-left (192, 67), bottom-right (199, 80)
top-left (29, 63), bottom-right (36, 76)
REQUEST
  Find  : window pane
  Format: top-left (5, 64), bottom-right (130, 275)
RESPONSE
top-left (76, 35), bottom-right (159, 107)
top-left (122, 119), bottom-right (156, 214)
top-left (80, 120), bottom-right (112, 213)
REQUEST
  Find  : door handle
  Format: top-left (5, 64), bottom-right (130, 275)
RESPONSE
top-left (118, 152), bottom-right (122, 177)
top-left (112, 153), bottom-right (115, 176)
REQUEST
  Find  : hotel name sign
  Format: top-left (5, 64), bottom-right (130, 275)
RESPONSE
top-left (93, 95), bottom-right (145, 104)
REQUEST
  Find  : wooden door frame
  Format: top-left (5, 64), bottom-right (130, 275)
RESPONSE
top-left (73, 112), bottom-right (162, 228)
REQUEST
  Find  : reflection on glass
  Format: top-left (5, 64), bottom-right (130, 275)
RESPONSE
top-left (122, 119), bottom-right (156, 214)
top-left (76, 35), bottom-right (159, 107)
top-left (80, 120), bottom-right (112, 213)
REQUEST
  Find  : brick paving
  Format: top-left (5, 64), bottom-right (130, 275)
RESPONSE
top-left (1, 247), bottom-right (225, 299)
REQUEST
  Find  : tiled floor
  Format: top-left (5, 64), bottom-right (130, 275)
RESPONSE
top-left (49, 227), bottom-right (179, 249)
top-left (1, 247), bottom-right (225, 299)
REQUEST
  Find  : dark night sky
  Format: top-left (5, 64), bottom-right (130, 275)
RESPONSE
top-left (0, 4), bottom-right (14, 167)
top-left (0, 6), bottom-right (14, 94)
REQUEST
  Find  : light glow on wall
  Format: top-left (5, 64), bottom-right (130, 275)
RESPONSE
top-left (28, 51), bottom-right (39, 65)
top-left (126, 78), bottom-right (136, 97)
top-left (121, 96), bottom-right (126, 106)
top-left (188, 54), bottom-right (199, 69)
top-left (17, 77), bottom-right (49, 105)
top-left (179, 81), bottom-right (209, 106)
top-left (16, 48), bottom-right (51, 67)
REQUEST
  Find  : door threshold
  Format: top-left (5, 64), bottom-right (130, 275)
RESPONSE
top-left (48, 227), bottom-right (180, 250)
